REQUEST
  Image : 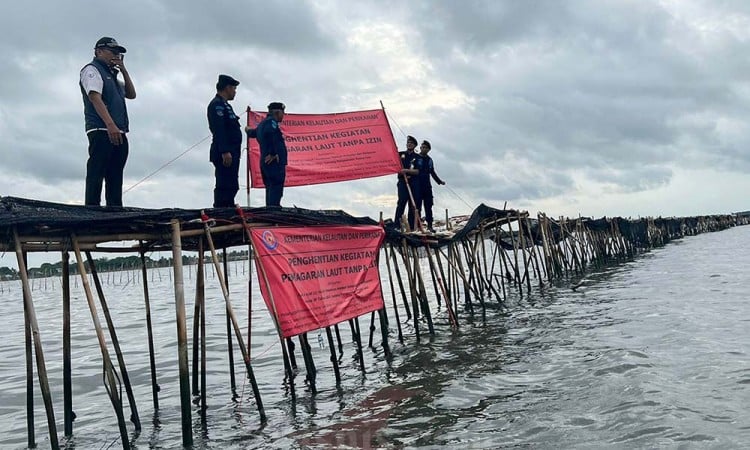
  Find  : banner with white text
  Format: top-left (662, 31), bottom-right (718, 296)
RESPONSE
top-left (247, 109), bottom-right (401, 188)
top-left (251, 225), bottom-right (386, 338)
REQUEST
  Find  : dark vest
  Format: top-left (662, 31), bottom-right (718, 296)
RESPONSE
top-left (80, 58), bottom-right (129, 132)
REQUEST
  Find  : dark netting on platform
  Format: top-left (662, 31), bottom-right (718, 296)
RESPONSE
top-left (0, 196), bottom-right (377, 251)
top-left (0, 196), bottom-right (740, 253)
top-left (384, 203), bottom-right (520, 248)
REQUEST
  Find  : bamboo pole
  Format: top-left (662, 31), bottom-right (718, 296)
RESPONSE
top-left (437, 246), bottom-right (480, 305)
top-left (139, 248), bottom-right (160, 411)
top-left (522, 214), bottom-right (542, 291)
top-left (367, 312), bottom-right (377, 347)
top-left (480, 223), bottom-right (490, 283)
top-left (427, 251), bottom-right (442, 309)
top-left (86, 251), bottom-right (141, 431)
top-left (22, 250), bottom-right (36, 449)
top-left (203, 224), bottom-right (266, 420)
top-left (71, 234), bottom-right (128, 449)
top-left (448, 244), bottom-right (459, 316)
top-left (286, 338), bottom-right (298, 371)
top-left (516, 215), bottom-right (533, 293)
top-left (425, 246), bottom-right (458, 329)
top-left (62, 251), bottom-right (74, 437)
top-left (334, 324), bottom-right (343, 357)
top-left (350, 318), bottom-right (366, 374)
top-left (223, 248), bottom-right (237, 396)
top-left (169, 220), bottom-right (193, 447)
top-left (433, 246), bottom-right (453, 307)
top-left (192, 244), bottom-right (203, 397)
top-left (460, 240), bottom-right (481, 303)
top-left (493, 231), bottom-right (508, 302)
top-left (537, 214), bottom-right (553, 281)
top-left (399, 242), bottom-right (421, 340)
top-left (200, 257), bottom-right (208, 416)
top-left (507, 216), bottom-right (522, 291)
top-left (299, 333), bottom-right (317, 393)
top-left (472, 232), bottom-right (498, 303)
top-left (410, 247), bottom-right (435, 335)
top-left (459, 241), bottom-right (484, 313)
top-left (377, 306), bottom-right (391, 357)
top-left (325, 327), bottom-right (341, 386)
top-left (256, 276), bottom-right (296, 392)
top-left (388, 244), bottom-right (412, 320)
top-left (468, 238), bottom-right (490, 316)
top-left (247, 243), bottom-right (254, 357)
top-left (383, 245), bottom-right (404, 343)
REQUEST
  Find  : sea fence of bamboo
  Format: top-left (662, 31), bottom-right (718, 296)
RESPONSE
top-left (2, 203), bottom-right (747, 449)
top-left (0, 254), bottom-right (252, 294)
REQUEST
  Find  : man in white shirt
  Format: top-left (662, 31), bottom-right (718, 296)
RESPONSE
top-left (79, 37), bottom-right (136, 206)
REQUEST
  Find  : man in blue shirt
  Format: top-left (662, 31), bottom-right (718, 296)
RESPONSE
top-left (207, 74), bottom-right (242, 207)
top-left (393, 135), bottom-right (422, 230)
top-left (416, 140), bottom-right (445, 233)
top-left (252, 102), bottom-right (288, 207)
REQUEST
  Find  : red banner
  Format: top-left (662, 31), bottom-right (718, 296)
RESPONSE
top-left (250, 225), bottom-right (385, 338)
top-left (247, 109), bottom-right (401, 188)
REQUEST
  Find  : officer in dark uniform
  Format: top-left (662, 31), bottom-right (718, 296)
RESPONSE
top-left (207, 74), bottom-right (242, 207)
top-left (393, 135), bottom-right (422, 230)
top-left (416, 140), bottom-right (445, 232)
top-left (253, 102), bottom-right (288, 207)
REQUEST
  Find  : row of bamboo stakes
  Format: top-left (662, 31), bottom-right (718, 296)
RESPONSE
top-left (10, 211), bottom-right (746, 448)
top-left (0, 258), bottom-right (251, 293)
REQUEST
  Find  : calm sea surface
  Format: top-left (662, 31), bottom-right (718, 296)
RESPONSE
top-left (1, 225), bottom-right (749, 449)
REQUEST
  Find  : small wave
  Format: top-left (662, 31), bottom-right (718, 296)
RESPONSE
top-left (612, 426), bottom-right (672, 443)
top-left (593, 362), bottom-right (652, 376)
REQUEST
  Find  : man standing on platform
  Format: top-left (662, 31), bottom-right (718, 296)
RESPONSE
top-left (416, 140), bottom-right (445, 232)
top-left (207, 74), bottom-right (242, 207)
top-left (251, 102), bottom-right (288, 207)
top-left (393, 135), bottom-right (422, 230)
top-left (80, 37), bottom-right (136, 206)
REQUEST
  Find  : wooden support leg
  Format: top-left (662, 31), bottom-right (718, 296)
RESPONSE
top-left (169, 220), bottom-right (193, 447)
top-left (139, 248), bottom-right (160, 411)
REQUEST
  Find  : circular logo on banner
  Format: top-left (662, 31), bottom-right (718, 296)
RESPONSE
top-left (261, 230), bottom-right (279, 251)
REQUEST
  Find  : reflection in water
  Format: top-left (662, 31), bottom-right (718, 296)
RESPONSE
top-left (1, 227), bottom-right (750, 448)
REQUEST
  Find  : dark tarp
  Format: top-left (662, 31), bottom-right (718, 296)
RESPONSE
top-left (0, 196), bottom-right (740, 254)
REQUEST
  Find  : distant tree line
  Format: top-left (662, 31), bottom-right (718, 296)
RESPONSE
top-left (0, 250), bottom-right (250, 281)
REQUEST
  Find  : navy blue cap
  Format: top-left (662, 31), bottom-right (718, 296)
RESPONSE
top-left (216, 74), bottom-right (240, 91)
top-left (268, 102), bottom-right (285, 111)
top-left (95, 37), bottom-right (126, 53)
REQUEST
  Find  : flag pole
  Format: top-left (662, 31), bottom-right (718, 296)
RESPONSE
top-left (246, 105), bottom-right (252, 208)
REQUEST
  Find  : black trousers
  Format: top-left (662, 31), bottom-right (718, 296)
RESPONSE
top-left (417, 188), bottom-right (435, 227)
top-left (394, 181), bottom-right (420, 230)
top-left (85, 131), bottom-right (129, 206)
top-left (213, 154), bottom-right (240, 207)
top-left (261, 165), bottom-right (286, 207)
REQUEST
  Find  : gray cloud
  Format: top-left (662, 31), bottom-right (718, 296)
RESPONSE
top-left (1, 0), bottom-right (749, 219)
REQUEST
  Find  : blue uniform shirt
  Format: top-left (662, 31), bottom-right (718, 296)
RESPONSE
top-left (207, 94), bottom-right (242, 163)
top-left (398, 151), bottom-right (421, 188)
top-left (417, 154), bottom-right (444, 189)
top-left (256, 115), bottom-right (288, 168)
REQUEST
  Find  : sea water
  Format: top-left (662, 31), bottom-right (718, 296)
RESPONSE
top-left (0, 226), bottom-right (749, 448)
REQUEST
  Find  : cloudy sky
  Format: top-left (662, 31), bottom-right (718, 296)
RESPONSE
top-left (3, 0), bottom-right (750, 227)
